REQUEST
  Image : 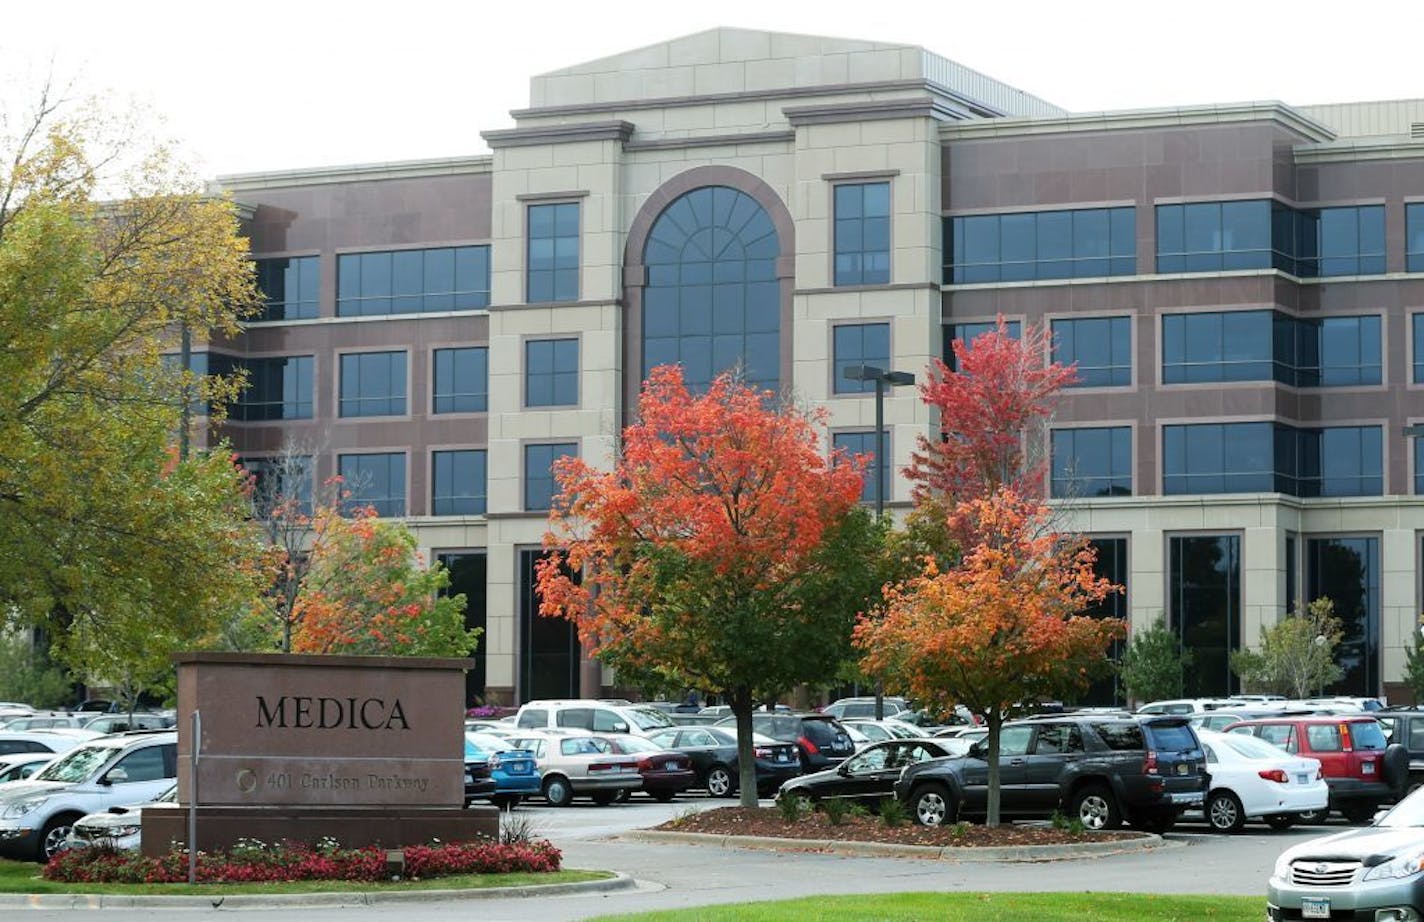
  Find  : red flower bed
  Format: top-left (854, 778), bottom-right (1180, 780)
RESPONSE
top-left (43, 838), bottom-right (562, 884)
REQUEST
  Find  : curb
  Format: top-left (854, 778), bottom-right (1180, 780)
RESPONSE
top-left (621, 830), bottom-right (1180, 862)
top-left (0, 869), bottom-right (633, 909)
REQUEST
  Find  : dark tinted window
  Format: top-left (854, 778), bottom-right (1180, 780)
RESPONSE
top-left (1309, 206), bottom-right (1386, 276)
top-left (338, 246), bottom-right (489, 316)
top-left (834, 182), bottom-right (891, 286)
top-left (527, 203), bottom-right (580, 303)
top-left (338, 452), bottom-right (406, 517)
top-left (525, 338), bottom-right (579, 407)
top-left (524, 442), bottom-right (578, 512)
top-left (1143, 723), bottom-right (1198, 752)
top-left (339, 351), bottom-right (406, 417)
top-left (946, 207), bottom-right (1134, 283)
top-left (1052, 316), bottom-right (1131, 387)
top-left (1032, 724), bottom-right (1083, 754)
top-left (1409, 204), bottom-right (1424, 273)
top-left (255, 256), bottom-right (320, 321)
top-left (833, 323), bottom-right (891, 394)
top-left (432, 450), bottom-right (486, 516)
top-left (224, 355), bottom-right (314, 421)
top-left (801, 719), bottom-right (842, 745)
top-left (1051, 427), bottom-right (1131, 498)
top-left (1091, 723), bottom-right (1145, 751)
top-left (433, 347), bottom-right (488, 413)
top-left (833, 430), bottom-right (889, 504)
top-left (1156, 201), bottom-right (1274, 273)
top-left (944, 321), bottom-right (1021, 372)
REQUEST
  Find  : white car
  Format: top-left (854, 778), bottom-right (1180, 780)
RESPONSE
top-left (505, 731), bottom-right (641, 806)
top-left (1195, 728), bottom-right (1327, 832)
top-left (0, 753), bottom-right (54, 785)
top-left (842, 718), bottom-right (923, 743)
top-left (0, 731), bottom-right (87, 758)
top-left (64, 783), bottom-right (177, 852)
top-left (513, 700), bottom-right (676, 737)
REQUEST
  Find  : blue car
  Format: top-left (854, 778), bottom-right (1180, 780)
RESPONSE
top-left (464, 732), bottom-right (540, 808)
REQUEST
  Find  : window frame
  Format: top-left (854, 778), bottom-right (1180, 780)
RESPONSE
top-left (334, 243), bottom-right (491, 317)
top-left (430, 447), bottom-right (488, 517)
top-left (525, 201), bottom-right (582, 304)
top-left (252, 253), bottom-right (321, 322)
top-left (830, 320), bottom-right (892, 395)
top-left (831, 428), bottom-right (892, 506)
top-left (336, 348), bottom-right (410, 419)
top-left (831, 179), bottom-right (892, 287)
top-left (431, 345), bottom-right (490, 415)
top-left (336, 450), bottom-right (409, 518)
top-left (1050, 425), bottom-right (1134, 498)
top-left (523, 336), bottom-right (581, 409)
top-left (1049, 314), bottom-right (1133, 389)
top-left (522, 440), bottom-right (580, 513)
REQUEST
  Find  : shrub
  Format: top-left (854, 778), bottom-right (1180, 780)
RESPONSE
top-left (498, 811), bottom-right (541, 846)
top-left (1050, 811), bottom-right (1085, 835)
top-left (43, 837), bottom-right (562, 884)
top-left (775, 793), bottom-right (808, 823)
top-left (879, 798), bottom-right (908, 828)
top-left (821, 798), bottom-right (868, 826)
top-left (949, 821), bottom-right (970, 839)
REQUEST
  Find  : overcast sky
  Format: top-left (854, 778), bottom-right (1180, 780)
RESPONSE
top-left (7, 0), bottom-right (1418, 179)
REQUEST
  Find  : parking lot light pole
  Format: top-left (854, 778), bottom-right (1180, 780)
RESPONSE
top-left (842, 364), bottom-right (915, 719)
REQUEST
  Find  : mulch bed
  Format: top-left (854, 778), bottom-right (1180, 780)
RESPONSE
top-left (657, 807), bottom-right (1144, 848)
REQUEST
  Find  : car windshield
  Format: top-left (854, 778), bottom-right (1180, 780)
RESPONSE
top-left (1217, 733), bottom-right (1291, 761)
top-left (34, 744), bottom-right (114, 783)
top-left (624, 708), bottom-right (674, 731)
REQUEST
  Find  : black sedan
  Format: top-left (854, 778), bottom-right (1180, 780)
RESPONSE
top-left (778, 738), bottom-right (970, 807)
top-left (647, 726), bottom-right (801, 797)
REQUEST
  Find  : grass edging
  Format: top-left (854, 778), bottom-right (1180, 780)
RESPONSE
top-left (622, 829), bottom-right (1178, 862)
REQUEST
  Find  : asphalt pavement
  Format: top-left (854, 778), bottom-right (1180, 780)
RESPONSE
top-left (7, 795), bottom-right (1333, 921)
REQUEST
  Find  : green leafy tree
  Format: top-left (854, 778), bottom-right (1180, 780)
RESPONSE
top-left (1231, 598), bottom-right (1344, 698)
top-left (1119, 617), bottom-right (1192, 704)
top-left (1403, 617), bottom-right (1424, 705)
top-left (0, 80), bottom-right (265, 679)
top-left (0, 634), bottom-right (76, 708)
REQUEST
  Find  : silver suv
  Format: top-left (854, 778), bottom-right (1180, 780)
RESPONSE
top-left (1269, 785), bottom-right (1424, 920)
top-left (0, 731), bottom-right (176, 861)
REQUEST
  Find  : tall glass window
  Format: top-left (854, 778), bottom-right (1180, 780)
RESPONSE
top-left (642, 186), bottom-right (780, 392)
top-left (524, 442), bottom-right (578, 512)
top-left (254, 256), bottom-right (319, 321)
top-left (833, 182), bottom-right (890, 286)
top-left (1307, 537), bottom-right (1380, 697)
top-left (943, 320), bottom-right (1021, 372)
top-left (519, 549), bottom-right (580, 700)
top-left (527, 203), bottom-right (580, 303)
top-left (432, 347), bottom-right (488, 413)
top-left (525, 338), bottom-right (579, 407)
top-left (1052, 316), bottom-right (1132, 387)
top-left (1310, 206), bottom-right (1386, 276)
top-left (1312, 316), bottom-right (1381, 386)
top-left (946, 207), bottom-right (1135, 283)
top-left (227, 355), bottom-right (314, 421)
top-left (1081, 537), bottom-right (1128, 707)
top-left (1317, 426), bottom-right (1383, 497)
top-left (437, 552), bottom-right (488, 703)
top-left (833, 323), bottom-right (890, 394)
top-left (1409, 204), bottom-right (1424, 273)
top-left (336, 246), bottom-right (489, 316)
top-left (1156, 201), bottom-right (1275, 273)
top-left (338, 452), bottom-right (406, 517)
top-left (833, 430), bottom-right (889, 504)
top-left (1414, 316), bottom-right (1424, 384)
top-left (1051, 427), bottom-right (1132, 498)
top-left (1170, 535), bottom-right (1241, 697)
top-left (339, 351), bottom-right (406, 417)
top-left (432, 450), bottom-right (487, 516)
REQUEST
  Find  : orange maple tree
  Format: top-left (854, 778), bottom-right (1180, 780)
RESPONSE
top-left (536, 365), bottom-right (881, 806)
top-left (856, 488), bottom-right (1122, 825)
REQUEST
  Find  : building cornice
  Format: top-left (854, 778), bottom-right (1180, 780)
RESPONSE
top-left (623, 130), bottom-right (795, 152)
top-left (214, 155), bottom-right (493, 192)
top-left (785, 97), bottom-right (962, 126)
top-left (938, 102), bottom-right (1336, 144)
top-left (1294, 136), bottom-right (1424, 164)
top-left (481, 120), bottom-right (634, 149)
top-left (509, 78), bottom-right (932, 120)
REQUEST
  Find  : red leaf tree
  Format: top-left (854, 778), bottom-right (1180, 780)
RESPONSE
top-left (536, 366), bottom-right (882, 806)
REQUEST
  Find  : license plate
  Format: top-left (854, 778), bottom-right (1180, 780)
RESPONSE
top-left (1301, 896), bottom-right (1330, 919)
top-left (1363, 762), bottom-right (1375, 774)
top-left (776, 753), bottom-right (789, 762)
top-left (1170, 792), bottom-right (1201, 804)
top-left (1296, 773), bottom-right (1309, 784)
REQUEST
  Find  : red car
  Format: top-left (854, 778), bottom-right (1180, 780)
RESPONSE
top-left (1224, 715), bottom-right (1407, 823)
top-left (596, 734), bottom-right (697, 802)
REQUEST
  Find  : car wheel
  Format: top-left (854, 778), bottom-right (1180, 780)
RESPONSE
top-left (543, 775), bottom-right (574, 807)
top-left (40, 814), bottom-right (79, 862)
top-left (1383, 744), bottom-right (1410, 796)
top-left (1263, 814), bottom-right (1295, 830)
top-left (706, 765), bottom-right (735, 798)
top-left (1206, 791), bottom-right (1245, 833)
top-left (1071, 785), bottom-right (1122, 831)
top-left (910, 784), bottom-right (956, 827)
top-left (1295, 808), bottom-right (1330, 825)
top-left (1342, 801), bottom-right (1378, 825)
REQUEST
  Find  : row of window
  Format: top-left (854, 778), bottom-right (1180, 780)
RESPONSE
top-left (934, 311), bottom-right (1394, 388)
top-left (245, 444), bottom-right (571, 518)
top-left (1051, 423), bottom-right (1386, 499)
top-left (945, 201), bottom-right (1418, 283)
top-left (191, 340), bottom-right (583, 420)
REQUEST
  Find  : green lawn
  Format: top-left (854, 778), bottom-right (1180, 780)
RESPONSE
top-left (0, 859), bottom-right (608, 895)
top-left (591, 892), bottom-right (1262, 921)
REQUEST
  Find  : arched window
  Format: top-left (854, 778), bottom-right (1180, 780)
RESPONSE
top-left (641, 186), bottom-right (780, 391)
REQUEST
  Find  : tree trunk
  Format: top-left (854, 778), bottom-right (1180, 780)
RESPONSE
top-left (984, 711), bottom-right (1003, 828)
top-left (732, 686), bottom-right (759, 808)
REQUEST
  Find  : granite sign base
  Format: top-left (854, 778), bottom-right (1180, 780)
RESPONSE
top-left (140, 804), bottom-right (499, 858)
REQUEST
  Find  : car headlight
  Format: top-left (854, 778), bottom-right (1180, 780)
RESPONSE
top-left (1273, 852), bottom-right (1294, 880)
top-left (0, 796), bottom-right (49, 820)
top-left (1363, 850), bottom-right (1424, 881)
top-left (106, 824), bottom-right (143, 839)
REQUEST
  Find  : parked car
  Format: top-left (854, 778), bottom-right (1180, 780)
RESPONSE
top-left (933, 726), bottom-right (989, 745)
top-left (1193, 729), bottom-right (1328, 832)
top-left (63, 783), bottom-right (177, 852)
top-left (463, 732), bottom-right (539, 808)
top-left (715, 713), bottom-right (855, 771)
top-left (506, 732), bottom-right (641, 807)
top-left (1188, 707), bottom-right (1315, 733)
top-left (1224, 715), bottom-right (1407, 823)
top-left (1268, 784), bottom-right (1424, 921)
top-left (81, 713), bottom-right (172, 735)
top-left (646, 726), bottom-right (800, 798)
top-left (513, 700), bottom-right (676, 737)
top-left (594, 735), bottom-right (696, 802)
top-left (1373, 708), bottom-right (1424, 794)
top-left (841, 718), bottom-right (923, 743)
top-left (780, 737), bottom-right (971, 808)
top-left (0, 753), bottom-right (54, 785)
top-left (697, 705), bottom-right (792, 719)
top-left (0, 731), bottom-right (177, 860)
top-left (821, 697), bottom-right (911, 720)
top-left (0, 731), bottom-right (85, 757)
top-left (1137, 698), bottom-right (1233, 716)
top-left (0, 714), bottom-right (90, 732)
top-left (894, 715), bottom-right (1207, 832)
